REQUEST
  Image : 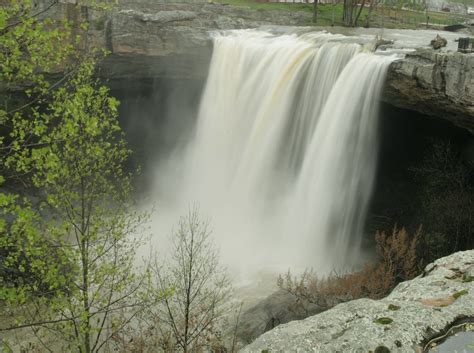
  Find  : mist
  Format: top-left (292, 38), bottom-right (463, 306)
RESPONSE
top-left (115, 30), bottom-right (400, 284)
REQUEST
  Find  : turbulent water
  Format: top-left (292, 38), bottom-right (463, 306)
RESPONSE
top-left (152, 30), bottom-right (396, 276)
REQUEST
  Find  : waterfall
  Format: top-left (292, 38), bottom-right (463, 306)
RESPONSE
top-left (157, 29), bottom-right (395, 275)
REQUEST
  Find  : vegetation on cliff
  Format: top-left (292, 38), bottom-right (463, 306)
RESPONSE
top-left (0, 2), bottom-right (232, 351)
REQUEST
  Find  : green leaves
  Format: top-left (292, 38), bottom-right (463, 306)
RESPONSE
top-left (1, 2), bottom-right (147, 350)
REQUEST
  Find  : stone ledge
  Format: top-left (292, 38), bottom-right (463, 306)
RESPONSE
top-left (29, 1), bottom-right (474, 132)
top-left (383, 49), bottom-right (474, 133)
top-left (242, 250), bottom-right (474, 353)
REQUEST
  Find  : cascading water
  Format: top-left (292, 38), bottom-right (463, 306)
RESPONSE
top-left (153, 29), bottom-right (396, 276)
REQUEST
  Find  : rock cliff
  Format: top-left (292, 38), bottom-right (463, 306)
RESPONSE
top-left (384, 49), bottom-right (474, 133)
top-left (40, 0), bottom-right (312, 78)
top-left (37, 0), bottom-right (474, 132)
top-left (242, 250), bottom-right (474, 353)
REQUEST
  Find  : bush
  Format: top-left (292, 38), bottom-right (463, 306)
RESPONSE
top-left (113, 209), bottom-right (232, 353)
top-left (278, 226), bottom-right (423, 307)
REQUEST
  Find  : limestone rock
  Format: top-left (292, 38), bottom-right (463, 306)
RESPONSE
top-left (27, 0), bottom-right (474, 131)
top-left (430, 34), bottom-right (447, 49)
top-left (118, 9), bottom-right (198, 24)
top-left (236, 290), bottom-right (325, 345)
top-left (242, 250), bottom-right (474, 353)
top-left (383, 49), bottom-right (474, 133)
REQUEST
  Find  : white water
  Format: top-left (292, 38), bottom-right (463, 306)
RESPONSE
top-left (151, 30), bottom-right (396, 277)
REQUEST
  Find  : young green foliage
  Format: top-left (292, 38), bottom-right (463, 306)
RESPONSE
top-left (1, 2), bottom-right (150, 352)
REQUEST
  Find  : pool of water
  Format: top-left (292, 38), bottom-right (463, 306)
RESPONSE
top-left (427, 323), bottom-right (474, 353)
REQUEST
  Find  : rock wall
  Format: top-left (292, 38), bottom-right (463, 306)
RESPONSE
top-left (95, 4), bottom-right (474, 132)
top-left (100, 3), bottom-right (302, 78)
top-left (242, 250), bottom-right (474, 353)
top-left (384, 49), bottom-right (474, 133)
top-left (41, 0), bottom-right (312, 79)
top-left (37, 0), bottom-right (474, 132)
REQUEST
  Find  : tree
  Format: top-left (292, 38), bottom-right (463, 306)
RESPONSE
top-left (1, 1), bottom-right (150, 352)
top-left (341, 0), bottom-right (383, 27)
top-left (343, 0), bottom-right (354, 26)
top-left (147, 209), bottom-right (231, 353)
top-left (364, 0), bottom-right (382, 27)
top-left (343, 0), bottom-right (366, 26)
top-left (411, 139), bottom-right (474, 261)
top-left (313, 0), bottom-right (318, 24)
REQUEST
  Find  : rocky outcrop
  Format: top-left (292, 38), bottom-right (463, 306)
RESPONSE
top-left (384, 49), bottom-right (474, 133)
top-left (42, 1), bottom-right (312, 79)
top-left (242, 250), bottom-right (474, 353)
top-left (37, 1), bottom-right (474, 131)
top-left (236, 290), bottom-right (325, 345)
top-left (93, 5), bottom-right (474, 132)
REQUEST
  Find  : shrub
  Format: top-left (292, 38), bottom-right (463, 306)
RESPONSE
top-left (278, 226), bottom-right (423, 308)
top-left (114, 209), bottom-right (232, 353)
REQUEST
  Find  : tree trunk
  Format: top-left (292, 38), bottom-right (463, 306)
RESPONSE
top-left (343, 0), bottom-right (348, 25)
top-left (80, 177), bottom-right (91, 353)
top-left (365, 0), bottom-right (376, 27)
top-left (354, 0), bottom-right (366, 26)
top-left (81, 238), bottom-right (91, 353)
top-left (313, 0), bottom-right (318, 23)
top-left (332, 0), bottom-right (336, 25)
top-left (343, 0), bottom-right (354, 26)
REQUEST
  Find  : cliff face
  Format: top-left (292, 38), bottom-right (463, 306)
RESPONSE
top-left (384, 49), bottom-right (474, 133)
top-left (42, 1), bottom-right (312, 79)
top-left (39, 1), bottom-right (474, 132)
top-left (103, 3), bottom-right (312, 78)
top-left (242, 250), bottom-right (474, 353)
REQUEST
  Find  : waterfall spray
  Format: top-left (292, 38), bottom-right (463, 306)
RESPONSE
top-left (154, 29), bottom-right (395, 276)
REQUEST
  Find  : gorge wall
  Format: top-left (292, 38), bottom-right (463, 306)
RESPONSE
top-left (38, 0), bottom-right (474, 132)
top-left (384, 49), bottom-right (474, 133)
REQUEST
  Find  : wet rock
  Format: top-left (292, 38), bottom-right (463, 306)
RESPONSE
top-left (242, 250), bottom-right (474, 353)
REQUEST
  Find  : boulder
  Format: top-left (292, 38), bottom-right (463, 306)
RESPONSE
top-left (430, 34), bottom-right (447, 49)
top-left (236, 290), bottom-right (325, 345)
top-left (242, 250), bottom-right (474, 353)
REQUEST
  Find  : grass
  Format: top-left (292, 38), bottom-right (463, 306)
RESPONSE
top-left (214, 0), bottom-right (314, 12)
top-left (372, 6), bottom-right (467, 28)
top-left (213, 0), bottom-right (470, 29)
top-left (449, 0), bottom-right (470, 4)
